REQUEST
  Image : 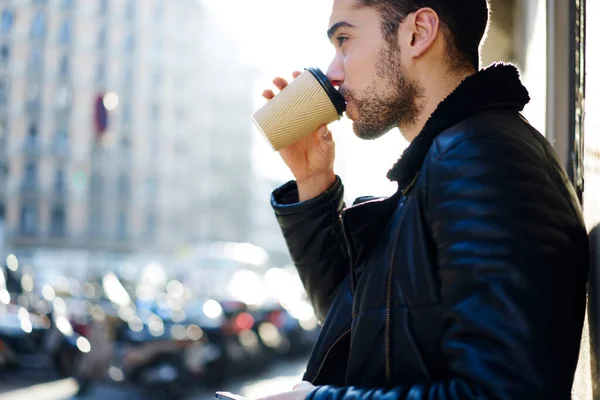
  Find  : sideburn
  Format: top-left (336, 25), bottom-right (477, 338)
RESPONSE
top-left (375, 40), bottom-right (423, 128)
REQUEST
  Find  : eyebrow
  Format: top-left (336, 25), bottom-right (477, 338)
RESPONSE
top-left (327, 21), bottom-right (356, 41)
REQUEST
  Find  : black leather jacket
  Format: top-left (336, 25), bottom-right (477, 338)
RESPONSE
top-left (271, 64), bottom-right (589, 400)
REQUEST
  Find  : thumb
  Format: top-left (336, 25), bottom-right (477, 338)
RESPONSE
top-left (314, 125), bottom-right (333, 144)
top-left (317, 127), bottom-right (335, 155)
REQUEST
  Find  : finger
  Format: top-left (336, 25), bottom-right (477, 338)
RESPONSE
top-left (262, 89), bottom-right (275, 100)
top-left (292, 71), bottom-right (302, 79)
top-left (273, 77), bottom-right (289, 90)
top-left (316, 125), bottom-right (328, 138)
top-left (318, 128), bottom-right (335, 155)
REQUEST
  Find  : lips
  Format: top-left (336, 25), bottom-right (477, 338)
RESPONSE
top-left (338, 88), bottom-right (355, 119)
top-left (344, 101), bottom-right (356, 120)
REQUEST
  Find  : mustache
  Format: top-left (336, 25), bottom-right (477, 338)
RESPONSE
top-left (338, 86), bottom-right (353, 102)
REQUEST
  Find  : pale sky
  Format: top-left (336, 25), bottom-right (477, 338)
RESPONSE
top-left (201, 0), bottom-right (407, 201)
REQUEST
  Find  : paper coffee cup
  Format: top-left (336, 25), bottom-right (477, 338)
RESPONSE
top-left (251, 67), bottom-right (346, 151)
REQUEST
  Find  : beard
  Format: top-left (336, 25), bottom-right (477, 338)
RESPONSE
top-left (340, 41), bottom-right (423, 140)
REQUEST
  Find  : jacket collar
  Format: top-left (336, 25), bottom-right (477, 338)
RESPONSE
top-left (386, 63), bottom-right (531, 188)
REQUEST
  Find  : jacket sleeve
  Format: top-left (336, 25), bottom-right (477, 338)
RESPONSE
top-left (271, 176), bottom-right (349, 321)
top-left (306, 136), bottom-right (589, 400)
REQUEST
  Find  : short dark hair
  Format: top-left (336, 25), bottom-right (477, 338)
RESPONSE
top-left (355, 0), bottom-right (490, 71)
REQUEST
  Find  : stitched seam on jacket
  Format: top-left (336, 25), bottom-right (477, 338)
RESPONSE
top-left (519, 120), bottom-right (582, 217)
top-left (353, 303), bottom-right (441, 316)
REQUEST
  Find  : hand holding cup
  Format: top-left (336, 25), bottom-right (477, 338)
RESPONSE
top-left (257, 69), bottom-right (346, 201)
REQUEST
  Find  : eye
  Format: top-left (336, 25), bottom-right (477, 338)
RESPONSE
top-left (336, 36), bottom-right (348, 46)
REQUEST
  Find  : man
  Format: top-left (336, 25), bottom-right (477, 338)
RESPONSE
top-left (262, 0), bottom-right (589, 399)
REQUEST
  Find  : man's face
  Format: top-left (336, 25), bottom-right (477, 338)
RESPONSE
top-left (327, 0), bottom-right (423, 140)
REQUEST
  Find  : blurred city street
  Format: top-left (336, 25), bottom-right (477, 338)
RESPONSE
top-left (0, 0), bottom-right (598, 398)
top-left (0, 357), bottom-right (307, 400)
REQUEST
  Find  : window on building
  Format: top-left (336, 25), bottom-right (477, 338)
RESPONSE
top-left (90, 172), bottom-right (103, 193)
top-left (20, 204), bottom-right (38, 235)
top-left (124, 33), bottom-right (135, 54)
top-left (126, 0), bottom-right (135, 21)
top-left (30, 12), bottom-right (46, 40)
top-left (1, 10), bottom-right (14, 34)
top-left (89, 211), bottom-right (103, 238)
top-left (54, 128), bottom-right (69, 152)
top-left (0, 120), bottom-right (6, 140)
top-left (121, 136), bottom-right (130, 149)
top-left (99, 0), bottom-right (109, 14)
top-left (61, 0), bottom-right (74, 10)
top-left (28, 47), bottom-right (43, 72)
top-left (98, 26), bottom-right (106, 49)
top-left (117, 211), bottom-right (127, 239)
top-left (149, 138), bottom-right (159, 159)
top-left (0, 79), bottom-right (6, 105)
top-left (59, 54), bottom-right (69, 78)
top-left (55, 85), bottom-right (71, 112)
top-left (145, 213), bottom-right (156, 239)
top-left (147, 175), bottom-right (157, 197)
top-left (24, 162), bottom-right (38, 186)
top-left (121, 101), bottom-right (131, 124)
top-left (50, 206), bottom-right (66, 237)
top-left (123, 67), bottom-right (132, 85)
top-left (55, 169), bottom-right (65, 192)
top-left (27, 123), bottom-right (39, 147)
top-left (175, 139), bottom-right (187, 156)
top-left (26, 83), bottom-right (41, 113)
top-left (95, 63), bottom-right (105, 84)
top-left (59, 20), bottom-right (71, 45)
top-left (150, 103), bottom-right (160, 121)
top-left (118, 173), bottom-right (129, 195)
top-left (0, 45), bottom-right (9, 66)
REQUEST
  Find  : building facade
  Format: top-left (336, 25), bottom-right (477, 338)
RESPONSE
top-left (0, 0), bottom-right (259, 277)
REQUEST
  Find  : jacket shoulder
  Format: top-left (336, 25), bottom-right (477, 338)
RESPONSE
top-left (429, 109), bottom-right (543, 161)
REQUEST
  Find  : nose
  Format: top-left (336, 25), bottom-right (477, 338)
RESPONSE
top-left (326, 56), bottom-right (344, 88)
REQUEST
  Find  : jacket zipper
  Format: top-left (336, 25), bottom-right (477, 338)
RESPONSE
top-left (309, 327), bottom-right (351, 385)
top-left (385, 197), bottom-right (409, 383)
top-left (340, 213), bottom-right (356, 298)
top-left (384, 175), bottom-right (419, 381)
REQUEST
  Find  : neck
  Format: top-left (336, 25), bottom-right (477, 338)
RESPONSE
top-left (399, 68), bottom-right (475, 142)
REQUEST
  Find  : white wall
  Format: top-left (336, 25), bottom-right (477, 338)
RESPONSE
top-left (513, 0), bottom-right (547, 135)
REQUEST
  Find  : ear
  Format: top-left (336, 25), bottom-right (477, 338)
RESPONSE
top-left (403, 8), bottom-right (440, 59)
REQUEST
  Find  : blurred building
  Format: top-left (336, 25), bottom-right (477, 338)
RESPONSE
top-left (0, 0), bottom-right (259, 277)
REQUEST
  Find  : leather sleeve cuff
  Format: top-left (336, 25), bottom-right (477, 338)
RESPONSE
top-left (305, 386), bottom-right (326, 400)
top-left (271, 176), bottom-right (344, 216)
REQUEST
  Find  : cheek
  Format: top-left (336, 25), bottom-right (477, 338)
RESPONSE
top-left (343, 45), bottom-right (379, 91)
